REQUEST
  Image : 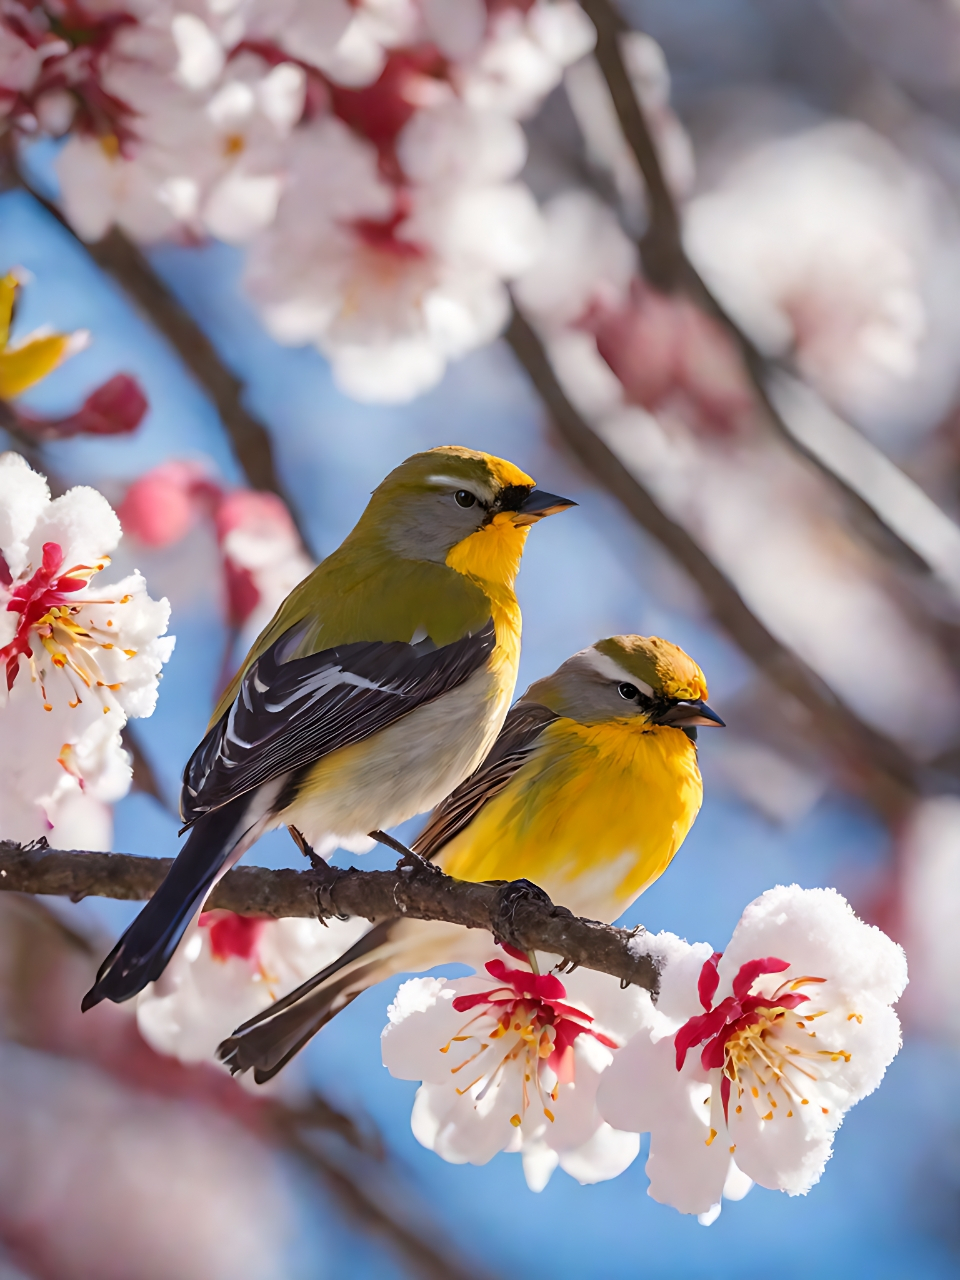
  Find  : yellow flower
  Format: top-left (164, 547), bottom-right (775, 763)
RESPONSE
top-left (0, 271), bottom-right (88, 401)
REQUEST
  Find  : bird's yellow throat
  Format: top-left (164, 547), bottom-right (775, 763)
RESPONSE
top-left (446, 513), bottom-right (528, 671)
top-left (445, 512), bottom-right (530, 593)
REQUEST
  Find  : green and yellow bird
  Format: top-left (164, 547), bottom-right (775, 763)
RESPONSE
top-left (83, 446), bottom-right (573, 1010)
top-left (219, 634), bottom-right (724, 1081)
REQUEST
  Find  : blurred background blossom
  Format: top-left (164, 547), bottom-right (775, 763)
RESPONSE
top-left (2, 0), bottom-right (960, 1275)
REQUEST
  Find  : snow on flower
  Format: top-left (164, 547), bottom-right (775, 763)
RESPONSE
top-left (0, 453), bottom-right (174, 845)
top-left (382, 944), bottom-right (645, 1191)
top-left (597, 886), bottom-right (907, 1223)
top-left (137, 909), bottom-right (369, 1065)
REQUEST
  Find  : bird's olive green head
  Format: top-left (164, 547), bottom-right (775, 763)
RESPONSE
top-left (351, 446), bottom-right (576, 563)
top-left (524, 635), bottom-right (724, 737)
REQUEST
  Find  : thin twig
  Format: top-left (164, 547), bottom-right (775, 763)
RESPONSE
top-left (577, 0), bottom-right (960, 588)
top-left (0, 841), bottom-right (662, 993)
top-left (504, 304), bottom-right (918, 819)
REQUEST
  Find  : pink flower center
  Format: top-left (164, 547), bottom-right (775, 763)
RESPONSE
top-left (199, 911), bottom-right (267, 962)
top-left (445, 946), bottom-right (617, 1128)
top-left (1, 542), bottom-right (90, 689)
top-left (0, 541), bottom-right (133, 712)
top-left (675, 953), bottom-right (847, 1126)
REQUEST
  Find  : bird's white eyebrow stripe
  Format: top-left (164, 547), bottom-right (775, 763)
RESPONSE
top-left (425, 473), bottom-right (495, 502)
top-left (580, 647), bottom-right (655, 697)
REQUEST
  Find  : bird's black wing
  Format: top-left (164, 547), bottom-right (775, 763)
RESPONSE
top-left (181, 618), bottom-right (497, 826)
top-left (413, 700), bottom-right (558, 860)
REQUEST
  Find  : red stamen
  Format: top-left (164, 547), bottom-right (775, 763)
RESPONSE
top-left (0, 542), bottom-right (95, 689)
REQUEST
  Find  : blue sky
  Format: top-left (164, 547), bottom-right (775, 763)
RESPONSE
top-left (2, 186), bottom-right (958, 1280)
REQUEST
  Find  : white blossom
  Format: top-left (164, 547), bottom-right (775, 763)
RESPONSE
top-left (57, 39), bottom-right (305, 245)
top-left (684, 118), bottom-right (960, 448)
top-left (455, 1), bottom-right (595, 119)
top-left (246, 106), bottom-right (542, 401)
top-left (0, 454), bottom-right (174, 845)
top-left (382, 945), bottom-right (644, 1190)
top-left (137, 910), bottom-right (369, 1065)
top-left (597, 886), bottom-right (907, 1222)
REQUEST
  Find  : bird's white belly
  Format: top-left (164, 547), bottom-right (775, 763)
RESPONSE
top-left (281, 663), bottom-right (512, 856)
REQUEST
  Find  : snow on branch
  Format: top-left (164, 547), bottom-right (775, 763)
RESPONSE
top-left (0, 840), bottom-right (662, 994)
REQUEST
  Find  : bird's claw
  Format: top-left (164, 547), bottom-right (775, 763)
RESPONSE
top-left (493, 877), bottom-right (553, 953)
top-left (396, 850), bottom-right (442, 877)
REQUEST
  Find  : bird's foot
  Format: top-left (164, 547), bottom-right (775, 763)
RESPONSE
top-left (492, 878), bottom-right (555, 958)
top-left (288, 827), bottom-right (349, 922)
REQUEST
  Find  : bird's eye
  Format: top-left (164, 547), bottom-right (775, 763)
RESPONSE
top-left (618, 682), bottom-right (640, 701)
top-left (455, 490), bottom-right (477, 508)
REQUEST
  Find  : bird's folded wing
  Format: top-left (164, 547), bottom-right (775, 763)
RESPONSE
top-left (413, 700), bottom-right (558, 860)
top-left (181, 617), bottom-right (497, 825)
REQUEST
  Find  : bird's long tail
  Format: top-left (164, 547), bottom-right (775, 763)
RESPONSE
top-left (82, 792), bottom-right (271, 1010)
top-left (218, 918), bottom-right (467, 1084)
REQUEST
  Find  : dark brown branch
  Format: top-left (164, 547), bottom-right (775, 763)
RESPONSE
top-left (577, 0), bottom-right (949, 579)
top-left (504, 304), bottom-right (918, 818)
top-left (1, 147), bottom-right (314, 556)
top-left (0, 842), bottom-right (662, 993)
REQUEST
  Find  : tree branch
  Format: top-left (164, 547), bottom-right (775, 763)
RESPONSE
top-left (577, 0), bottom-right (960, 595)
top-left (0, 842), bottom-right (662, 993)
top-left (504, 304), bottom-right (918, 818)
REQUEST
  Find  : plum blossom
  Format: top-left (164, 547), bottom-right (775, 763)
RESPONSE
top-left (684, 118), bottom-right (960, 448)
top-left (245, 95), bottom-right (543, 401)
top-left (57, 36), bottom-right (306, 244)
top-left (0, 453), bottom-right (174, 845)
top-left (597, 886), bottom-right (907, 1223)
top-left (455, 1), bottom-right (595, 118)
top-left (137, 909), bottom-right (369, 1065)
top-left (382, 944), bottom-right (644, 1191)
top-left (117, 462), bottom-right (312, 647)
top-left (214, 489), bottom-right (312, 645)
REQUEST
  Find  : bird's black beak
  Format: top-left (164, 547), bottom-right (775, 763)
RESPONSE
top-left (655, 699), bottom-right (726, 729)
top-left (512, 489), bottom-right (578, 526)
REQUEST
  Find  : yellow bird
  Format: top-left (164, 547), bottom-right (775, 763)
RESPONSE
top-left (83, 446), bottom-right (573, 1010)
top-left (220, 634), bottom-right (724, 1081)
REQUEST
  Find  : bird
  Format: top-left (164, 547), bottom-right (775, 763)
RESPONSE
top-left (82, 446), bottom-right (574, 1011)
top-left (217, 633), bottom-right (724, 1082)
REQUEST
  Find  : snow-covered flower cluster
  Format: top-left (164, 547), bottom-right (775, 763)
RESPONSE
top-left (383, 887), bottom-right (906, 1215)
top-left (137, 909), bottom-right (369, 1065)
top-left (5, 0), bottom-right (596, 399)
top-left (382, 942), bottom-right (644, 1191)
top-left (0, 453), bottom-right (174, 847)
